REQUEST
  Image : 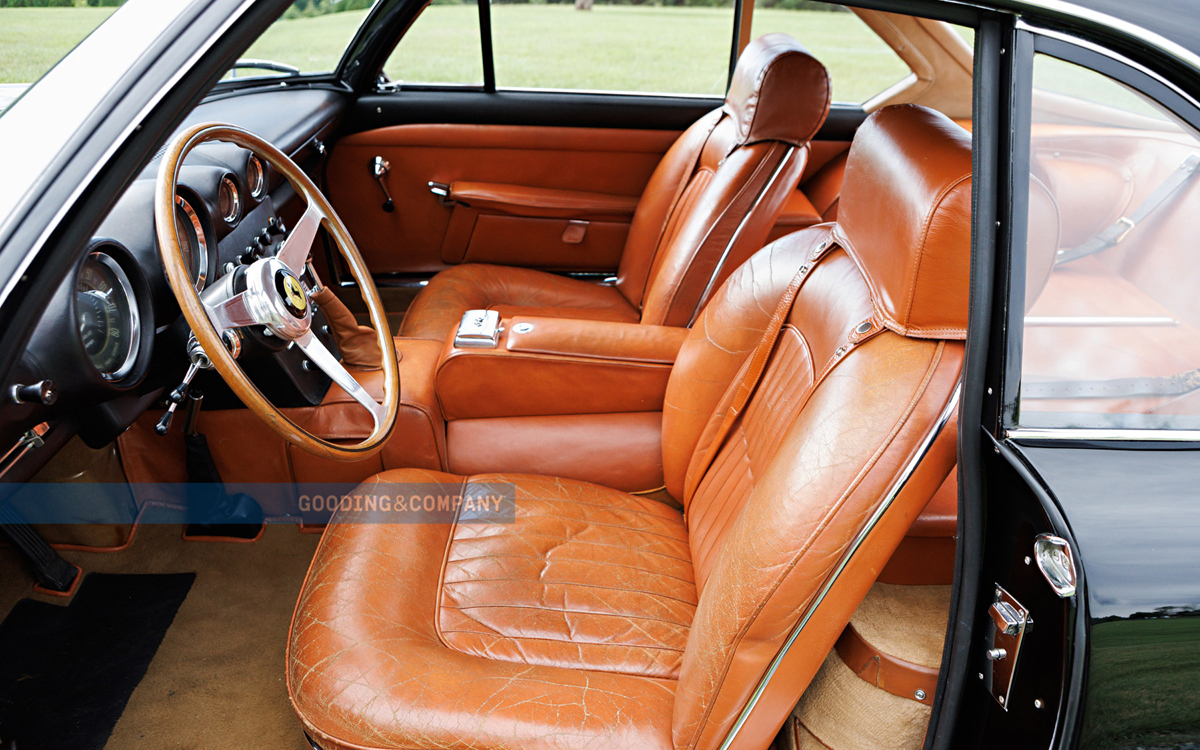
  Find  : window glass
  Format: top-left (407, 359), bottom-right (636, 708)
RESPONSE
top-left (749, 5), bottom-right (910, 103)
top-left (1019, 54), bottom-right (1200, 430)
top-left (228, 0), bottom-right (378, 80)
top-left (381, 1), bottom-right (483, 86)
top-left (0, 4), bottom-right (115, 113)
top-left (489, 1), bottom-right (735, 96)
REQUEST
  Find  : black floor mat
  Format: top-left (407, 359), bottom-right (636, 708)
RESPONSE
top-left (0, 572), bottom-right (195, 750)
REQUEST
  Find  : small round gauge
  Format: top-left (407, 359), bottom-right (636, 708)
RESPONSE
top-left (174, 195), bottom-right (209, 291)
top-left (76, 252), bottom-right (140, 381)
top-left (247, 155), bottom-right (266, 200)
top-left (219, 175), bottom-right (241, 225)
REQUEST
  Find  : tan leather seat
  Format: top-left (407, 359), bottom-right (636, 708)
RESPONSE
top-left (398, 33), bottom-right (832, 340)
top-left (288, 104), bottom-right (970, 750)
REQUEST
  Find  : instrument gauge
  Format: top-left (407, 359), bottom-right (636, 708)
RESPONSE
top-left (247, 155), bottom-right (266, 199)
top-left (219, 175), bottom-right (241, 225)
top-left (76, 252), bottom-right (140, 381)
top-left (173, 195), bottom-right (209, 291)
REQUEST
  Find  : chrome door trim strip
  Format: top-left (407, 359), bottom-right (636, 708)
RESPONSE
top-left (716, 383), bottom-right (961, 750)
top-left (1015, 17), bottom-right (1200, 112)
top-left (1012, 0), bottom-right (1200, 78)
top-left (1007, 427), bottom-right (1200, 442)
top-left (1023, 315), bottom-right (1178, 327)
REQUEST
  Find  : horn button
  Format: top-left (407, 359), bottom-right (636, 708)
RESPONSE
top-left (242, 257), bottom-right (312, 339)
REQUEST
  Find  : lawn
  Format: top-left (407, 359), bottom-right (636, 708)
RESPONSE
top-left (1080, 616), bottom-right (1200, 748)
top-left (5, 5), bottom-right (916, 103)
top-left (0, 7), bottom-right (116, 84)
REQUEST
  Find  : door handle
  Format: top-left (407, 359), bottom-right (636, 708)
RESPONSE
top-left (372, 156), bottom-right (394, 213)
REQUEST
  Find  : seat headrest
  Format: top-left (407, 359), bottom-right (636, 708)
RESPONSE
top-left (724, 33), bottom-right (831, 147)
top-left (835, 105), bottom-right (973, 340)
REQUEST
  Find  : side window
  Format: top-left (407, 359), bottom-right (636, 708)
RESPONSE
top-left (232, 0), bottom-right (379, 78)
top-left (488, 2), bottom-right (735, 95)
top-left (381, 1), bottom-right (484, 86)
top-left (749, 5), bottom-right (910, 103)
top-left (1018, 52), bottom-right (1200, 430)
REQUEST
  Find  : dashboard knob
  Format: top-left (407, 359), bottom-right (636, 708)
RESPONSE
top-left (9, 380), bottom-right (57, 406)
top-left (267, 218), bottom-right (286, 236)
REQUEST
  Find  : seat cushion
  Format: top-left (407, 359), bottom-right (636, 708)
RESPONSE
top-left (288, 468), bottom-right (684, 750)
top-left (398, 263), bottom-right (640, 341)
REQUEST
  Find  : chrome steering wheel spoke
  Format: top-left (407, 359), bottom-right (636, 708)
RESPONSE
top-left (294, 330), bottom-right (385, 427)
top-left (277, 203), bottom-right (322, 274)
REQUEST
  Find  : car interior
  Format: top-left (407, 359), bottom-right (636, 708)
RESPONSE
top-left (3, 0), bottom-right (1200, 748)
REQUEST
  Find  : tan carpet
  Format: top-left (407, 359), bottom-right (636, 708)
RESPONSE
top-left (0, 524), bottom-right (319, 750)
top-left (850, 583), bottom-right (951, 668)
top-left (790, 583), bottom-right (952, 750)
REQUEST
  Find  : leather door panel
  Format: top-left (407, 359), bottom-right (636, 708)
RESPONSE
top-left (326, 124), bottom-right (680, 275)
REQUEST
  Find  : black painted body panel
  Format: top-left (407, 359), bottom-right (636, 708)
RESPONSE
top-left (1013, 443), bottom-right (1200, 749)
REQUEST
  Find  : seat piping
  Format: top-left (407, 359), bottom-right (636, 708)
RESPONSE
top-left (712, 382), bottom-right (961, 750)
top-left (687, 144), bottom-right (799, 327)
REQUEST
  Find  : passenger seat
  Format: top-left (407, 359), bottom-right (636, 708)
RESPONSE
top-left (398, 33), bottom-right (832, 340)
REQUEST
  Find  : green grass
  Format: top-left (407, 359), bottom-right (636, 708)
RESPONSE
top-left (1081, 617), bottom-right (1200, 748)
top-left (5, 5), bottom-right (921, 102)
top-left (0, 7), bottom-right (116, 84)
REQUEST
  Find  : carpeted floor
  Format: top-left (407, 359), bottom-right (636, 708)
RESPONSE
top-left (790, 583), bottom-right (952, 750)
top-left (0, 524), bottom-right (320, 750)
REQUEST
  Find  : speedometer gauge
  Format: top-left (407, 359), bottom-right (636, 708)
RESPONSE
top-left (76, 252), bottom-right (140, 381)
top-left (174, 195), bottom-right (208, 290)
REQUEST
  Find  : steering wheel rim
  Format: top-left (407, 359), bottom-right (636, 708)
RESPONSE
top-left (154, 122), bottom-right (400, 461)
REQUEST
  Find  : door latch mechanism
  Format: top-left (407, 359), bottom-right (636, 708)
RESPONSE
top-left (984, 585), bottom-right (1032, 710)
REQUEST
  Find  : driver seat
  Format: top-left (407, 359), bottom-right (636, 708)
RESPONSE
top-left (287, 105), bottom-right (970, 750)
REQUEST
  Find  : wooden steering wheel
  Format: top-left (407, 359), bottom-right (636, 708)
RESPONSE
top-left (154, 123), bottom-right (399, 461)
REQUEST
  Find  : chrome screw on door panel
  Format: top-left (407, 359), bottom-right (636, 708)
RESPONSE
top-left (1034, 534), bottom-right (1077, 598)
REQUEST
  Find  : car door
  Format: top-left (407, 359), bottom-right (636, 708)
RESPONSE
top-left (934, 17), bottom-right (1200, 750)
top-left (317, 0), bottom-right (898, 283)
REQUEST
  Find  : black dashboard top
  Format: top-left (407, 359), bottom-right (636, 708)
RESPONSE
top-left (0, 85), bottom-right (348, 480)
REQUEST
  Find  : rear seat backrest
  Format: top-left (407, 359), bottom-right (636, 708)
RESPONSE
top-left (615, 33), bottom-right (831, 327)
top-left (659, 104), bottom-right (972, 750)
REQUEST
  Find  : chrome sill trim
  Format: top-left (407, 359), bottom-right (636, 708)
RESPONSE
top-left (687, 145), bottom-right (797, 328)
top-left (1007, 427), bottom-right (1200, 442)
top-left (716, 383), bottom-right (961, 750)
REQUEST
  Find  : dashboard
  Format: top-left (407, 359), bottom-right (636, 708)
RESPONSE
top-left (1, 87), bottom-right (349, 480)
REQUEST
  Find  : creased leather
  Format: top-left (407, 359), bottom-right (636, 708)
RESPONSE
top-left (399, 263), bottom-right (639, 341)
top-left (447, 413), bottom-right (665, 492)
top-left (505, 317), bottom-right (689, 364)
top-left (836, 105), bottom-right (973, 339)
top-left (289, 105), bottom-right (969, 750)
top-left (724, 34), bottom-right (832, 147)
top-left (288, 470), bottom-right (678, 750)
top-left (439, 474), bottom-right (696, 679)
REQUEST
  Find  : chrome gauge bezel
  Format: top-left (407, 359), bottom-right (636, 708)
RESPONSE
top-left (80, 251), bottom-right (142, 382)
top-left (219, 174), bottom-right (241, 225)
top-left (247, 154), bottom-right (266, 199)
top-left (174, 194), bottom-right (209, 291)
